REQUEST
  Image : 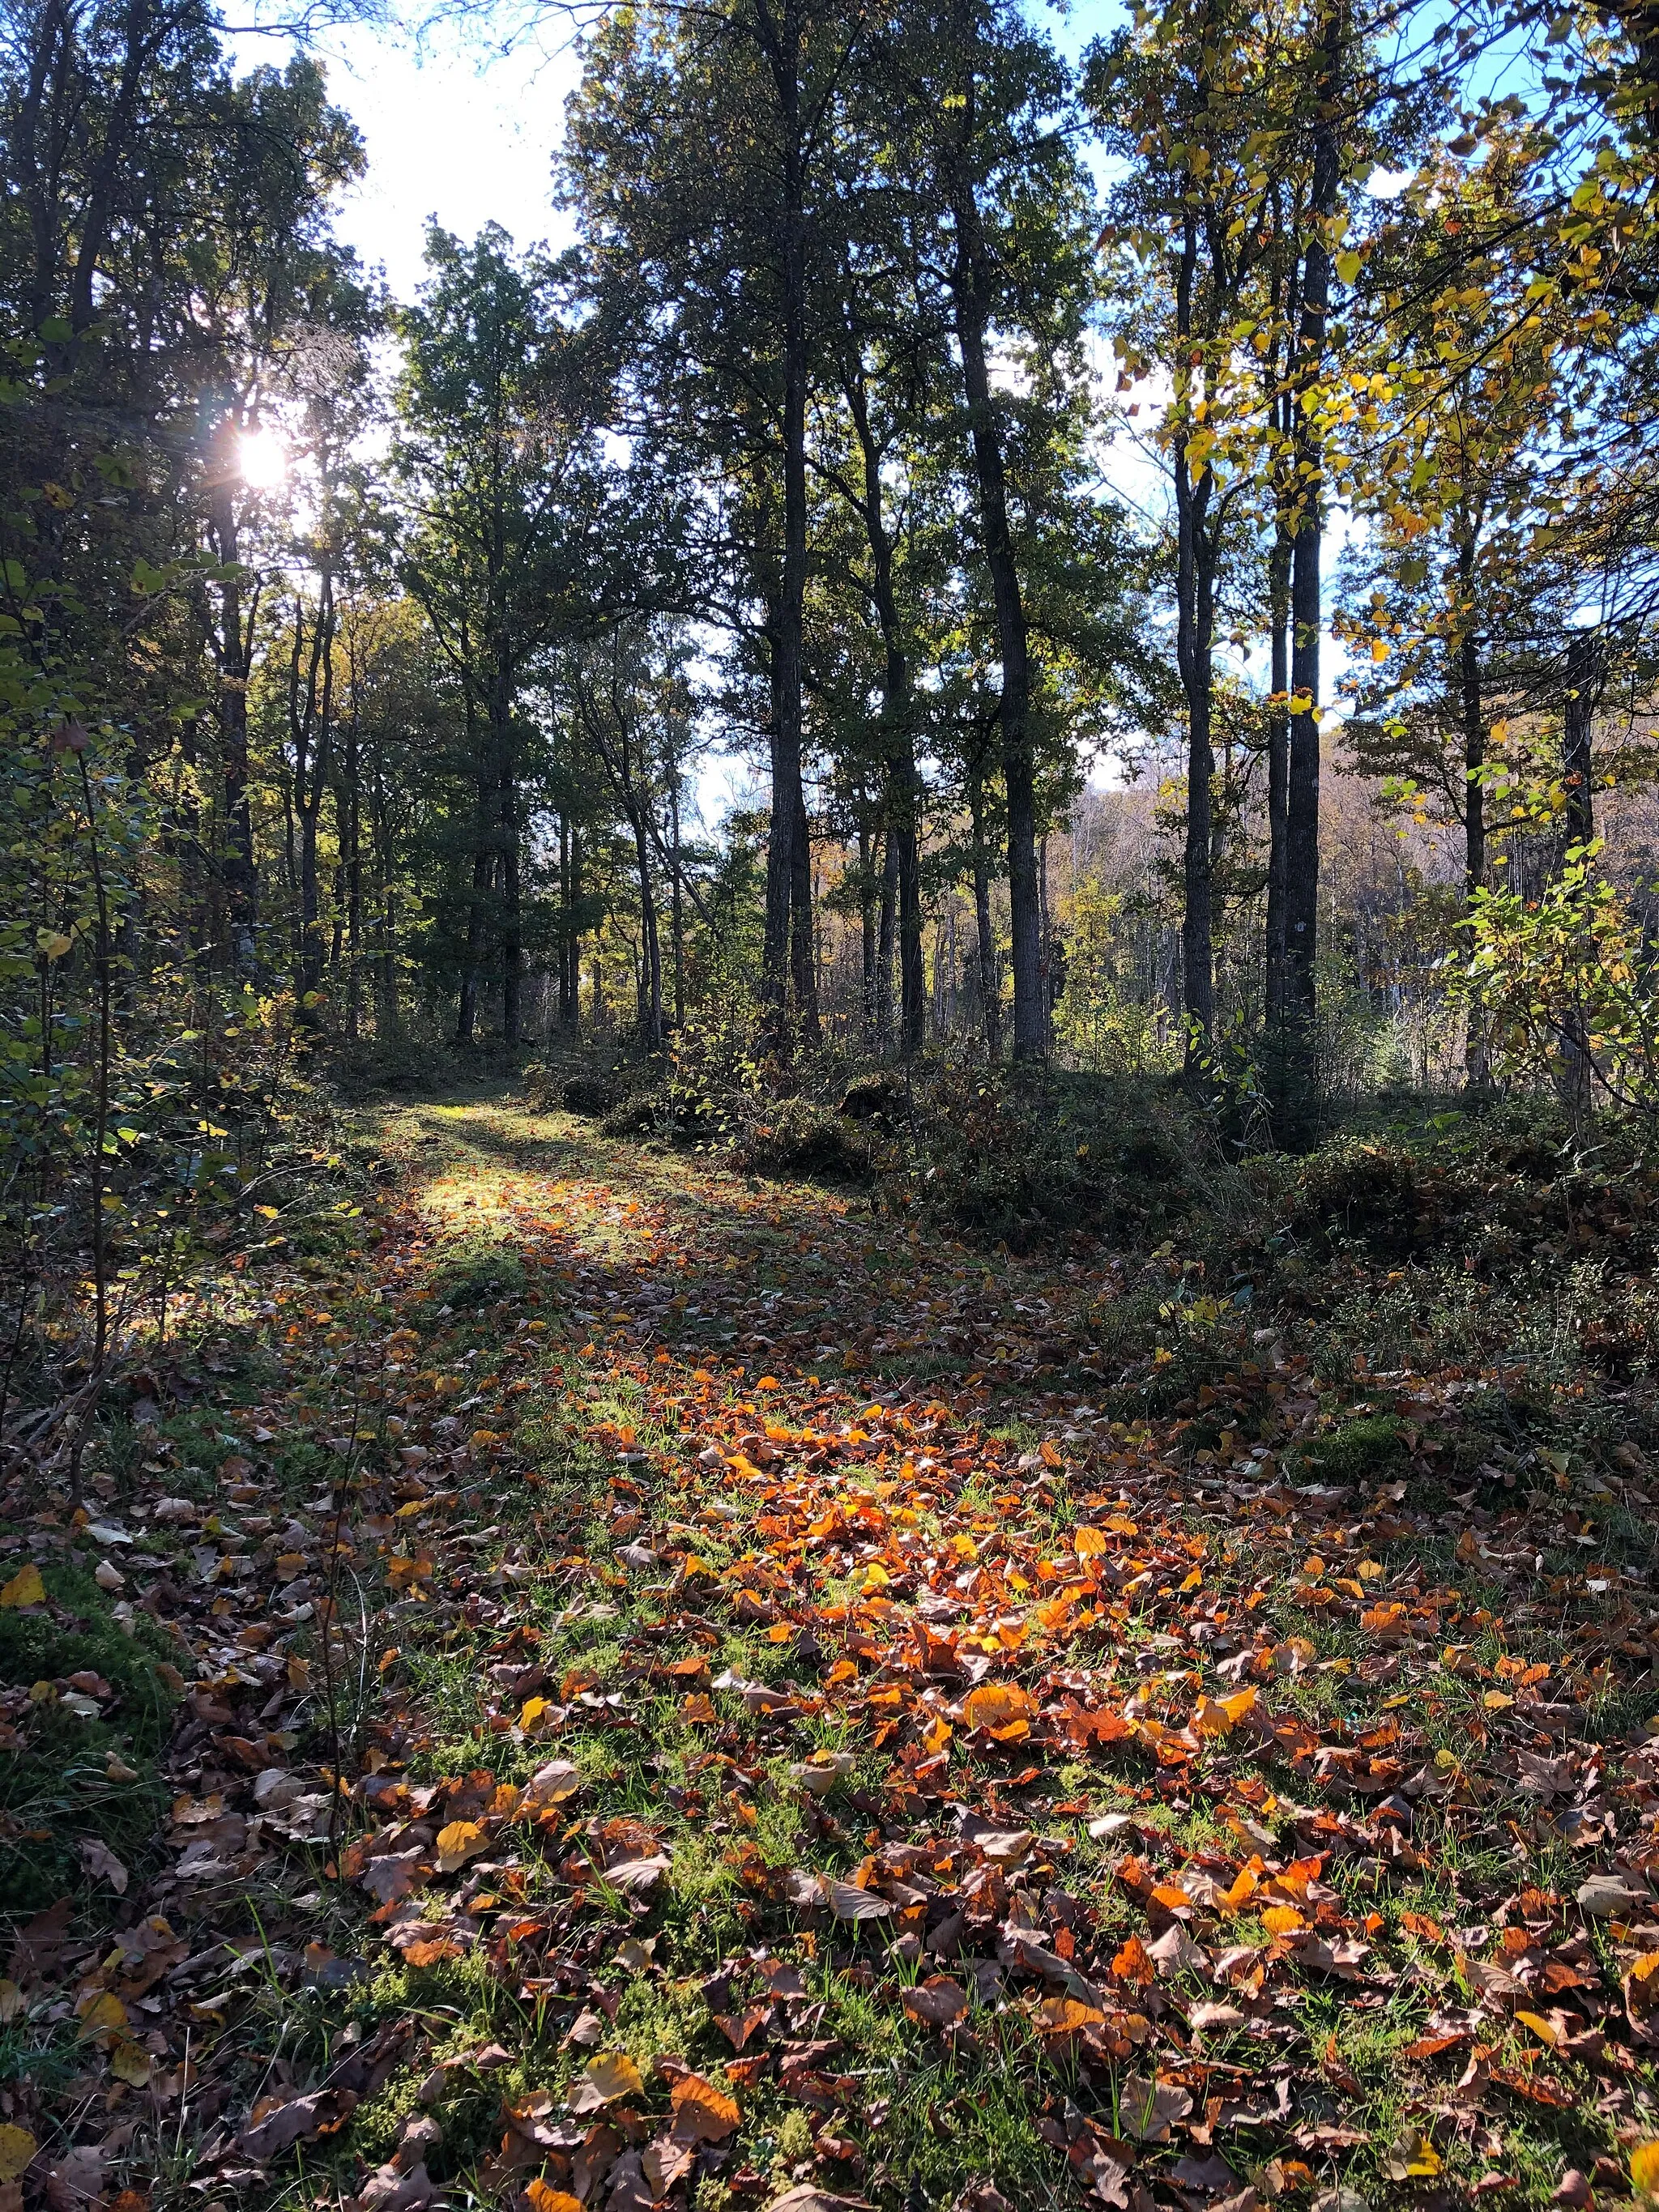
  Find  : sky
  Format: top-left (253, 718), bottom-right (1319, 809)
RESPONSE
top-left (290, 18), bottom-right (583, 300)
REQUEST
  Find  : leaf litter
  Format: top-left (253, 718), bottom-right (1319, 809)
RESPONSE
top-left (5, 1091), bottom-right (1659, 2210)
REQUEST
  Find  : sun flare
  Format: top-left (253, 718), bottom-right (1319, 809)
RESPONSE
top-left (238, 426), bottom-right (288, 489)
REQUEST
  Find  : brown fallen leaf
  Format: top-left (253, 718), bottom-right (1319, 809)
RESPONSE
top-left (240, 2087), bottom-right (358, 2161)
top-left (360, 1850), bottom-right (427, 1905)
top-left (903, 1976), bottom-right (969, 2029)
top-left (764, 2190), bottom-right (870, 2212)
top-left (352, 2162), bottom-right (433, 2212)
top-left (520, 1759), bottom-right (581, 1813)
top-left (77, 1838), bottom-right (128, 1895)
top-left (603, 1851), bottom-right (671, 1893)
top-left (1118, 2073), bottom-right (1192, 2144)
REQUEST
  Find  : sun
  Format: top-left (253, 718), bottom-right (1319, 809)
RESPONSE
top-left (238, 427), bottom-right (288, 489)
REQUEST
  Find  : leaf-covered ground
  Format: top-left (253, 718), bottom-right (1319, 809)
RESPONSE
top-left (9, 1081), bottom-right (1659, 2212)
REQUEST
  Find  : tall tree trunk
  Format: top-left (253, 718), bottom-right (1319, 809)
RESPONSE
top-left (1456, 535), bottom-right (1490, 1090)
top-left (877, 830), bottom-right (898, 1052)
top-left (1173, 207), bottom-right (1215, 1059)
top-left (1280, 0), bottom-right (1342, 1127)
top-left (630, 800), bottom-right (663, 1051)
top-left (457, 836), bottom-right (488, 1046)
top-left (970, 765), bottom-right (1000, 1062)
top-left (669, 770), bottom-right (686, 1029)
top-left (568, 823), bottom-right (583, 1033)
top-left (790, 787), bottom-right (818, 1040)
top-left (558, 813), bottom-right (574, 1029)
top-left (945, 23), bottom-right (1043, 1060)
top-left (842, 343), bottom-right (924, 1059)
top-left (755, 0), bottom-right (813, 1046)
top-left (343, 710), bottom-right (362, 1046)
top-left (859, 814), bottom-right (878, 1043)
top-left (897, 788), bottom-right (923, 1059)
top-left (496, 647), bottom-right (522, 1046)
top-left (1557, 629), bottom-right (1602, 1117)
top-left (209, 477), bottom-right (258, 980)
top-left (1264, 525), bottom-right (1292, 1031)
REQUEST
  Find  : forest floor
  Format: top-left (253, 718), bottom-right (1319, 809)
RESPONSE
top-left (9, 1076), bottom-right (1659, 2212)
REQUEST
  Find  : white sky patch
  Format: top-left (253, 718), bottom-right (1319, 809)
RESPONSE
top-left (298, 19), bottom-right (580, 294)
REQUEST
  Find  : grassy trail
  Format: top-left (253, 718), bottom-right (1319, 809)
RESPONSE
top-left (8, 1080), bottom-right (1659, 2212)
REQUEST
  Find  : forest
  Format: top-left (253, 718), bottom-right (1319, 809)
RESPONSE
top-left (12, 0), bottom-right (1659, 2208)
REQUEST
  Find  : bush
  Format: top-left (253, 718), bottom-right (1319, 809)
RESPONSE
top-left (740, 1099), bottom-right (873, 1182)
top-left (599, 1092), bottom-right (669, 1139)
top-left (561, 1072), bottom-right (623, 1117)
top-left (879, 1059), bottom-right (1228, 1250)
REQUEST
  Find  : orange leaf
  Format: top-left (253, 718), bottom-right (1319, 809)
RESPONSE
top-left (670, 2071), bottom-right (740, 2142)
top-left (1112, 1934), bottom-right (1154, 1985)
top-left (525, 2184), bottom-right (583, 2212)
top-left (962, 1682), bottom-right (1032, 1733)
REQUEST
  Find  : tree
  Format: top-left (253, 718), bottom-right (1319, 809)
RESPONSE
top-left (394, 224), bottom-right (621, 1046)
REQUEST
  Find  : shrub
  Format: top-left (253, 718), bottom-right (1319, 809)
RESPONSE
top-left (740, 1099), bottom-right (872, 1182)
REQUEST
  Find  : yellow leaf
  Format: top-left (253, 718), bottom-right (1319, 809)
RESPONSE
top-left (519, 1695), bottom-right (554, 1733)
top-left (1073, 1525), bottom-right (1108, 1558)
top-left (1516, 2010), bottom-right (1560, 2048)
top-left (36, 930), bottom-right (73, 961)
top-left (569, 2050), bottom-right (646, 2112)
top-left (0, 1563), bottom-right (45, 1609)
top-left (435, 1819), bottom-right (488, 1873)
top-left (0, 2125), bottom-right (36, 2182)
top-left (1261, 1905), bottom-right (1305, 1936)
top-left (111, 2040), bottom-right (152, 2086)
top-left (1633, 2141), bottom-right (1659, 2194)
top-left (77, 1991), bottom-right (126, 2039)
top-left (1193, 1684), bottom-right (1257, 1739)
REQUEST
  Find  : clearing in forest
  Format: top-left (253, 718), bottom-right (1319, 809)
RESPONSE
top-left (8, 1082), bottom-right (1659, 2212)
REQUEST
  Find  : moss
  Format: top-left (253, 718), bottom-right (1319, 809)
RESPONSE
top-left (0, 1553), bottom-right (177, 1916)
top-left (1301, 1411), bottom-right (1405, 1486)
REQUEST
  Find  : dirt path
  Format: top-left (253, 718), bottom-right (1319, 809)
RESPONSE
top-left (8, 1081), bottom-right (1658, 2212)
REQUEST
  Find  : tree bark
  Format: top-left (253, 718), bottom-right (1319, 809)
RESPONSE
top-left (970, 765), bottom-right (1000, 1062)
top-left (945, 7), bottom-right (1044, 1061)
top-left (1557, 628), bottom-right (1602, 1117)
top-left (753, 0), bottom-right (814, 1046)
top-left (1280, 0), bottom-right (1342, 1127)
top-left (208, 475), bottom-right (258, 980)
top-left (1172, 206), bottom-right (1215, 1059)
top-left (877, 829), bottom-right (898, 1052)
top-left (1264, 525), bottom-right (1292, 1031)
